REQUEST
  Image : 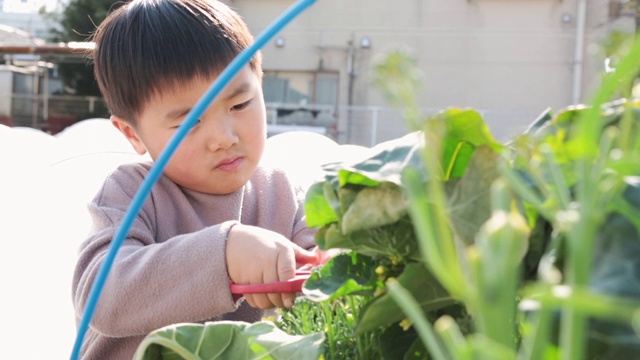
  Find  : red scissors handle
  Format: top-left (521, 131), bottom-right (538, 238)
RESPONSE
top-left (230, 270), bottom-right (311, 300)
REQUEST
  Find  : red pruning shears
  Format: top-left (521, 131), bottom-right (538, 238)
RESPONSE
top-left (230, 269), bottom-right (312, 301)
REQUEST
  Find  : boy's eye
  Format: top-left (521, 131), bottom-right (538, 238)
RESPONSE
top-left (172, 119), bottom-right (201, 129)
top-left (231, 99), bottom-right (252, 111)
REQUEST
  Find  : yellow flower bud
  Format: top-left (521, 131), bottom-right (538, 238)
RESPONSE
top-left (399, 318), bottom-right (413, 331)
top-left (373, 286), bottom-right (386, 297)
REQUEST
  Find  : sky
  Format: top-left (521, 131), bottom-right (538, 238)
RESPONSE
top-left (3, 0), bottom-right (58, 13)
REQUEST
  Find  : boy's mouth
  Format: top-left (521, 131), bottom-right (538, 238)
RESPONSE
top-left (215, 157), bottom-right (243, 171)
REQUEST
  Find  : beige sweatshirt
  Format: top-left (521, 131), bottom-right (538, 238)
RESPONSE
top-left (72, 161), bottom-right (316, 359)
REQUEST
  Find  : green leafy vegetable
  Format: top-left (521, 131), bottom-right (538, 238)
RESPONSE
top-left (447, 145), bottom-right (502, 245)
top-left (303, 252), bottom-right (378, 302)
top-left (300, 47), bottom-right (640, 359)
top-left (133, 321), bottom-right (324, 360)
top-left (341, 181), bottom-right (407, 234)
top-left (356, 263), bottom-right (453, 334)
top-left (431, 108), bottom-right (504, 180)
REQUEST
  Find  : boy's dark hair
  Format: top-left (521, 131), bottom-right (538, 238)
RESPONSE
top-left (92, 0), bottom-right (262, 124)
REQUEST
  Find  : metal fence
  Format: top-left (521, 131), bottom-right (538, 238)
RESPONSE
top-left (1, 93), bottom-right (109, 133)
top-left (331, 105), bottom-right (543, 146)
top-left (335, 105), bottom-right (408, 147)
top-left (0, 93), bottom-right (542, 145)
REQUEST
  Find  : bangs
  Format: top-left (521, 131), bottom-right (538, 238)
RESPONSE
top-left (93, 0), bottom-right (261, 122)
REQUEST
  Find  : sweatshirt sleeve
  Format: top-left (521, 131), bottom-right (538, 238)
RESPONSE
top-left (291, 182), bottom-right (318, 252)
top-left (72, 170), bottom-right (240, 338)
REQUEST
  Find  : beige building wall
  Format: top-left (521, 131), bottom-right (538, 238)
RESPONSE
top-left (223, 0), bottom-right (627, 145)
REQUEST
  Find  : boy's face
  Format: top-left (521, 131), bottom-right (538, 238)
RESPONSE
top-left (113, 66), bottom-right (266, 195)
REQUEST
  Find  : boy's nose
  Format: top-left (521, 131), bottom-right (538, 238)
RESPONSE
top-left (206, 117), bottom-right (238, 151)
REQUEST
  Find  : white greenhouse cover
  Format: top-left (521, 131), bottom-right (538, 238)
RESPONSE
top-left (0, 118), bottom-right (366, 358)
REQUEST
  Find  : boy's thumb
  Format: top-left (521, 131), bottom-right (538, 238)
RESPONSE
top-left (293, 244), bottom-right (318, 265)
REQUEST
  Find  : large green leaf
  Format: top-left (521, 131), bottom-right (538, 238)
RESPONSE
top-left (320, 131), bottom-right (426, 189)
top-left (341, 182), bottom-right (408, 234)
top-left (314, 217), bottom-right (420, 261)
top-left (378, 323), bottom-right (425, 360)
top-left (527, 99), bottom-right (634, 166)
top-left (356, 263), bottom-right (454, 334)
top-left (304, 182), bottom-right (338, 228)
top-left (431, 108), bottom-right (503, 180)
top-left (338, 185), bottom-right (360, 218)
top-left (315, 223), bottom-right (367, 251)
top-left (351, 218), bottom-right (420, 260)
top-left (133, 321), bottom-right (325, 360)
top-left (314, 223), bottom-right (355, 251)
top-left (587, 177), bottom-right (640, 359)
top-left (302, 252), bottom-right (378, 302)
top-left (447, 145), bottom-right (502, 246)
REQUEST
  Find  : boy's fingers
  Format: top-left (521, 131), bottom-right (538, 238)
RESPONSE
top-left (275, 253), bottom-right (297, 309)
top-left (253, 294), bottom-right (278, 310)
top-left (282, 293), bottom-right (295, 309)
top-left (316, 248), bottom-right (344, 265)
top-left (269, 250), bottom-right (296, 308)
top-left (292, 243), bottom-right (318, 265)
top-left (244, 294), bottom-right (257, 308)
top-left (276, 248), bottom-right (297, 281)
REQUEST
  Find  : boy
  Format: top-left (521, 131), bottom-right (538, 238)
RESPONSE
top-left (71, 0), bottom-right (320, 358)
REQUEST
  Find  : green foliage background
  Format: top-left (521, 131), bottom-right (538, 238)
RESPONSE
top-left (43, 0), bottom-right (123, 96)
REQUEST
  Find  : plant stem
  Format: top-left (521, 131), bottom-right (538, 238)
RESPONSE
top-left (560, 157), bottom-right (599, 360)
top-left (518, 305), bottom-right (553, 360)
top-left (541, 145), bottom-right (571, 210)
top-left (405, 166), bottom-right (465, 298)
top-left (321, 300), bottom-right (337, 359)
top-left (618, 99), bottom-right (635, 151)
top-left (436, 316), bottom-right (472, 360)
top-left (348, 296), bottom-right (370, 359)
top-left (387, 279), bottom-right (450, 360)
top-left (499, 165), bottom-right (554, 221)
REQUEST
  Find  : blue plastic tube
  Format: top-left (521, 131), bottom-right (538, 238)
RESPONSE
top-left (70, 0), bottom-right (317, 358)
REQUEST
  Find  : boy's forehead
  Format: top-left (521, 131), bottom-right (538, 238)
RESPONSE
top-left (152, 73), bottom-right (220, 98)
top-left (140, 68), bottom-right (259, 109)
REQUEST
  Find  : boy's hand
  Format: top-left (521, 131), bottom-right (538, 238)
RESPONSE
top-left (312, 247), bottom-right (343, 265)
top-left (226, 224), bottom-right (316, 309)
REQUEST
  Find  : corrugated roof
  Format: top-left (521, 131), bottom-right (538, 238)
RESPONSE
top-left (0, 40), bottom-right (94, 64)
top-left (0, 24), bottom-right (45, 46)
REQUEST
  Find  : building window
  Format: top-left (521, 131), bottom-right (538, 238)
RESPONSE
top-left (262, 71), bottom-right (338, 132)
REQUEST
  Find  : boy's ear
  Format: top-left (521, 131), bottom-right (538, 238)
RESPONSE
top-left (111, 116), bottom-right (147, 155)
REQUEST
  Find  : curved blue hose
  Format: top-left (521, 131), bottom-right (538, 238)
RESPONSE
top-left (70, 0), bottom-right (317, 358)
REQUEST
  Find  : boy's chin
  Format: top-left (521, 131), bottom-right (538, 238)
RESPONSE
top-left (186, 180), bottom-right (247, 195)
